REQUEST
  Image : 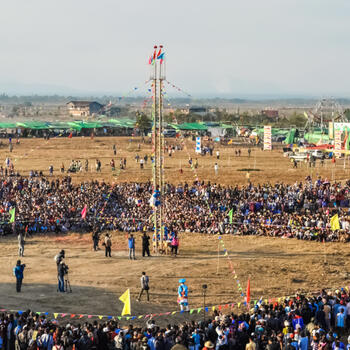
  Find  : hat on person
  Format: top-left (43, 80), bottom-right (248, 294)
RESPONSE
top-left (179, 278), bottom-right (186, 283)
top-left (171, 345), bottom-right (188, 350)
top-left (204, 341), bottom-right (214, 349)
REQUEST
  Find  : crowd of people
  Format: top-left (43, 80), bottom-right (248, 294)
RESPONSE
top-left (0, 175), bottom-right (350, 242)
top-left (1, 288), bottom-right (350, 349)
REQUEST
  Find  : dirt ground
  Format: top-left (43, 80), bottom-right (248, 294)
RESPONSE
top-left (1, 232), bottom-right (350, 325)
top-left (0, 136), bottom-right (350, 325)
top-left (1, 136), bottom-right (349, 185)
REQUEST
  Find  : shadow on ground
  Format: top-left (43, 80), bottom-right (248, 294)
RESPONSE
top-left (0, 283), bottom-right (207, 326)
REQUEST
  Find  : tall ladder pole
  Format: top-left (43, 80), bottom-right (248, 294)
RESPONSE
top-left (158, 45), bottom-right (164, 246)
top-left (152, 45), bottom-right (158, 244)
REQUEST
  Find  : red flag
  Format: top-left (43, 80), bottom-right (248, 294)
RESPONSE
top-left (68, 132), bottom-right (73, 139)
top-left (157, 48), bottom-right (162, 58)
top-left (148, 55), bottom-right (152, 65)
top-left (81, 205), bottom-right (87, 219)
top-left (153, 47), bottom-right (157, 60)
top-left (246, 278), bottom-right (251, 304)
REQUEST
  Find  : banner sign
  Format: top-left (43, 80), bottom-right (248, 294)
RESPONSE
top-left (263, 126), bottom-right (272, 151)
top-left (334, 129), bottom-right (342, 157)
top-left (195, 137), bottom-right (201, 153)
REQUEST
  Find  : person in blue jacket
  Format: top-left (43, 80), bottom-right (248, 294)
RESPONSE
top-left (128, 234), bottom-right (136, 260)
top-left (13, 260), bottom-right (25, 292)
top-left (178, 278), bottom-right (189, 311)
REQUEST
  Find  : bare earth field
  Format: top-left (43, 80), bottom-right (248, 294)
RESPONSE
top-left (1, 136), bottom-right (349, 185)
top-left (0, 136), bottom-right (349, 324)
top-left (0, 233), bottom-right (350, 324)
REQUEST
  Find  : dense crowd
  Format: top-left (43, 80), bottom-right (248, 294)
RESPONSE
top-left (0, 176), bottom-right (350, 242)
top-left (1, 288), bottom-right (350, 350)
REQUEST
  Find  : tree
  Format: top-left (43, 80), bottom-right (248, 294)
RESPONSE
top-left (288, 113), bottom-right (307, 128)
top-left (136, 112), bottom-right (151, 132)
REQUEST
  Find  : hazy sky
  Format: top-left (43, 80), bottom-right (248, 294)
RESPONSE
top-left (0, 0), bottom-right (349, 97)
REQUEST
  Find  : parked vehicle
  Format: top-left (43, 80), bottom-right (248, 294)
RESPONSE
top-left (289, 152), bottom-right (308, 161)
top-left (163, 129), bottom-right (176, 137)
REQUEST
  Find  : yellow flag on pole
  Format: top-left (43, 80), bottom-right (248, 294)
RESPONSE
top-left (330, 214), bottom-right (340, 231)
top-left (119, 289), bottom-right (131, 316)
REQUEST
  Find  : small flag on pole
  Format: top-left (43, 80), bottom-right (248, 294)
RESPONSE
top-left (228, 208), bottom-right (233, 224)
top-left (246, 278), bottom-right (250, 304)
top-left (9, 207), bottom-right (15, 223)
top-left (68, 132), bottom-right (73, 139)
top-left (81, 205), bottom-right (87, 219)
top-left (119, 289), bottom-right (131, 316)
top-left (330, 213), bottom-right (340, 231)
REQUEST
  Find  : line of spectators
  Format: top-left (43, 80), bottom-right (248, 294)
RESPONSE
top-left (0, 176), bottom-right (350, 242)
top-left (1, 288), bottom-right (350, 350)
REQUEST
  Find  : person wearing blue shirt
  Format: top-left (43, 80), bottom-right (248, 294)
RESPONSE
top-left (13, 260), bottom-right (25, 292)
top-left (298, 331), bottom-right (308, 350)
top-left (128, 234), bottom-right (136, 260)
top-left (336, 309), bottom-right (346, 334)
top-left (191, 329), bottom-right (201, 350)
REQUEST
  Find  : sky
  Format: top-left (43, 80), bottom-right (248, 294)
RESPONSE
top-left (0, 0), bottom-right (349, 98)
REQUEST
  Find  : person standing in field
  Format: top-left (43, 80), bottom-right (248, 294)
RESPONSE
top-left (128, 234), bottom-right (136, 260)
top-left (104, 233), bottom-right (112, 257)
top-left (171, 233), bottom-right (179, 257)
top-left (214, 163), bottom-right (219, 175)
top-left (18, 232), bottom-right (24, 257)
top-left (113, 144), bottom-right (117, 156)
top-left (137, 271), bottom-right (150, 302)
top-left (142, 232), bottom-right (151, 257)
top-left (13, 260), bottom-right (25, 293)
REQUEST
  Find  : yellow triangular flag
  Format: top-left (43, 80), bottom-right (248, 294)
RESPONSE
top-left (98, 316), bottom-right (103, 320)
top-left (330, 214), bottom-right (340, 231)
top-left (54, 313), bottom-right (58, 319)
top-left (119, 289), bottom-right (131, 316)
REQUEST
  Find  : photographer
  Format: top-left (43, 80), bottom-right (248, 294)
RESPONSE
top-left (13, 260), bottom-right (25, 292)
top-left (55, 249), bottom-right (65, 272)
top-left (58, 260), bottom-right (68, 292)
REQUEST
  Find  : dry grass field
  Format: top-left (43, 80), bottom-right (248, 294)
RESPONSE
top-left (0, 136), bottom-right (349, 324)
